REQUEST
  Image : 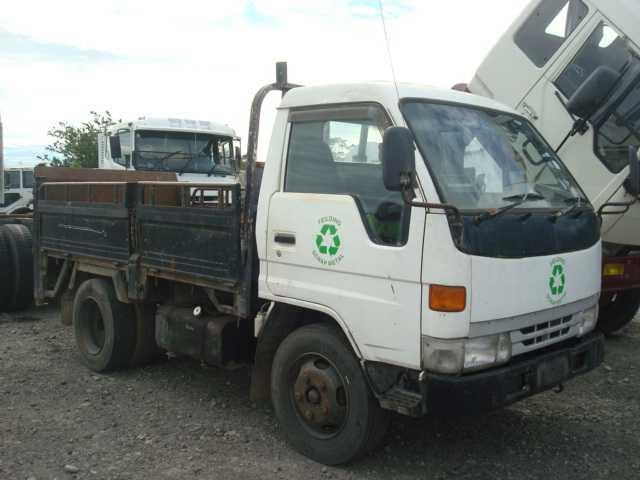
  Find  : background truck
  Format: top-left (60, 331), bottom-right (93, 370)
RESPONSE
top-left (98, 117), bottom-right (242, 184)
top-left (0, 114), bottom-right (34, 215)
top-left (34, 63), bottom-right (604, 465)
top-left (464, 0), bottom-right (640, 334)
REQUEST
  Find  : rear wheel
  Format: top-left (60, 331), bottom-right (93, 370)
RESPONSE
top-left (0, 228), bottom-right (13, 311)
top-left (72, 278), bottom-right (136, 372)
top-left (271, 323), bottom-right (389, 465)
top-left (598, 289), bottom-right (640, 335)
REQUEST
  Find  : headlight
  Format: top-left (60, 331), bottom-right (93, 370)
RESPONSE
top-left (422, 333), bottom-right (512, 374)
top-left (577, 304), bottom-right (598, 337)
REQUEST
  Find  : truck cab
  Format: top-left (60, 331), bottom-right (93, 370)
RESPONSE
top-left (257, 82), bottom-right (602, 384)
top-left (468, 0), bottom-right (640, 332)
top-left (98, 117), bottom-right (242, 184)
top-left (1, 167), bottom-right (34, 215)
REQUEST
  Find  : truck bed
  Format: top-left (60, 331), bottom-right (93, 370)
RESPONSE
top-left (34, 179), bottom-right (243, 296)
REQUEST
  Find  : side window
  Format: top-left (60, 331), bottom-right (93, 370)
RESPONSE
top-left (4, 171), bottom-right (20, 189)
top-left (514, 0), bottom-right (588, 68)
top-left (555, 24), bottom-right (629, 98)
top-left (555, 23), bottom-right (639, 173)
top-left (22, 170), bottom-right (34, 189)
top-left (113, 129), bottom-right (131, 167)
top-left (284, 104), bottom-right (410, 246)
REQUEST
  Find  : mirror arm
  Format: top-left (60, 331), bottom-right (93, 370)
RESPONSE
top-left (400, 182), bottom-right (462, 223)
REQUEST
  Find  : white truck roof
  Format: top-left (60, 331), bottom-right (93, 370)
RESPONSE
top-left (110, 117), bottom-right (237, 137)
top-left (279, 82), bottom-right (520, 117)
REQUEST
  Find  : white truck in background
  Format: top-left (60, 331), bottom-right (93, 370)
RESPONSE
top-left (0, 114), bottom-right (34, 216)
top-left (462, 0), bottom-right (640, 334)
top-left (1, 167), bottom-right (35, 215)
top-left (98, 117), bottom-right (242, 184)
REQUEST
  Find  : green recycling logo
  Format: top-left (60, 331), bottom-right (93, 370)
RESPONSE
top-left (547, 258), bottom-right (567, 304)
top-left (312, 216), bottom-right (344, 267)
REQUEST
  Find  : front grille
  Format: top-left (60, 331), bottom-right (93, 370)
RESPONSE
top-left (520, 316), bottom-right (572, 347)
top-left (511, 314), bottom-right (579, 356)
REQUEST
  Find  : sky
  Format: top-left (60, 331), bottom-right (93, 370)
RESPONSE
top-left (0, 0), bottom-right (531, 167)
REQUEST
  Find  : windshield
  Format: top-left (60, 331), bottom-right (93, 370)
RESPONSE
top-left (402, 101), bottom-right (585, 210)
top-left (4, 171), bottom-right (21, 189)
top-left (133, 130), bottom-right (235, 175)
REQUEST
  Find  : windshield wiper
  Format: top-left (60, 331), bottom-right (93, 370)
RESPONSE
top-left (474, 193), bottom-right (546, 225)
top-left (158, 150), bottom-right (182, 168)
top-left (177, 156), bottom-right (195, 176)
top-left (551, 196), bottom-right (591, 220)
top-left (207, 164), bottom-right (231, 177)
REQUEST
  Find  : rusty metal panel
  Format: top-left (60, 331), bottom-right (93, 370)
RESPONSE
top-left (36, 181), bottom-right (131, 262)
top-left (34, 166), bottom-right (177, 183)
top-left (135, 183), bottom-right (242, 284)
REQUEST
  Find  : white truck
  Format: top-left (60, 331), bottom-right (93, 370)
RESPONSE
top-left (1, 167), bottom-right (34, 215)
top-left (34, 64), bottom-right (604, 465)
top-left (0, 114), bottom-right (34, 215)
top-left (98, 116), bottom-right (241, 183)
top-left (464, 0), bottom-right (640, 333)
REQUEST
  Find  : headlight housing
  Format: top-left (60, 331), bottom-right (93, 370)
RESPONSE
top-left (422, 333), bottom-right (512, 374)
top-left (576, 304), bottom-right (598, 337)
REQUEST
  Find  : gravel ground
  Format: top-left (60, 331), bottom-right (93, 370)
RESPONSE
top-left (1, 305), bottom-right (639, 480)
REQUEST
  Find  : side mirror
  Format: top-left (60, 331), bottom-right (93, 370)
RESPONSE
top-left (567, 66), bottom-right (621, 120)
top-left (624, 146), bottom-right (640, 197)
top-left (109, 135), bottom-right (122, 159)
top-left (381, 127), bottom-right (415, 191)
top-left (235, 146), bottom-right (242, 163)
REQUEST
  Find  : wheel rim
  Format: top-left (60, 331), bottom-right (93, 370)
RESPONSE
top-left (289, 353), bottom-right (349, 439)
top-left (79, 298), bottom-right (106, 355)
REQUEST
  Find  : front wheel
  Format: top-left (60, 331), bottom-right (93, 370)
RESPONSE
top-left (598, 289), bottom-right (640, 336)
top-left (271, 323), bottom-right (389, 465)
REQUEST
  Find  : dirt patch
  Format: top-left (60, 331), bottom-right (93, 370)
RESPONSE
top-left (1, 306), bottom-right (639, 479)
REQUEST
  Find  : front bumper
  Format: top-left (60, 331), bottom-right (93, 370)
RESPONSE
top-left (367, 332), bottom-right (604, 417)
top-left (421, 332), bottom-right (604, 415)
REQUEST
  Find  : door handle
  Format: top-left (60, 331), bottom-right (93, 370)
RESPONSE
top-left (274, 233), bottom-right (296, 245)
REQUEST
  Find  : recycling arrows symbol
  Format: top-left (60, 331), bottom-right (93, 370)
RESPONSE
top-left (315, 223), bottom-right (341, 256)
top-left (549, 263), bottom-right (566, 296)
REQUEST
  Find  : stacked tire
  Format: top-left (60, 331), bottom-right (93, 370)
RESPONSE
top-left (0, 223), bottom-right (34, 312)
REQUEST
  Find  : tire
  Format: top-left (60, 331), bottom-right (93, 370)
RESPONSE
top-left (128, 304), bottom-right (159, 367)
top-left (598, 289), bottom-right (640, 336)
top-left (271, 323), bottom-right (389, 465)
top-left (0, 228), bottom-right (13, 311)
top-left (1, 224), bottom-right (33, 312)
top-left (72, 278), bottom-right (136, 372)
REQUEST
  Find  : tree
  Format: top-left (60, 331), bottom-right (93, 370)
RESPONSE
top-left (38, 111), bottom-right (118, 168)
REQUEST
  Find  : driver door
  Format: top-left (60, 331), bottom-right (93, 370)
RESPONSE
top-left (265, 103), bottom-right (426, 368)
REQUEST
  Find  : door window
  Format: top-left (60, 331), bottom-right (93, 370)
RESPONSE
top-left (555, 23), bottom-right (640, 173)
top-left (515, 0), bottom-right (588, 68)
top-left (555, 24), bottom-right (630, 98)
top-left (114, 129), bottom-right (131, 167)
top-left (284, 104), bottom-right (409, 246)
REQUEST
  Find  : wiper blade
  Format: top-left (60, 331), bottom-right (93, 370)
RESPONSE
top-left (552, 196), bottom-right (591, 220)
top-left (178, 155), bottom-right (195, 175)
top-left (474, 193), bottom-right (545, 225)
top-left (207, 164), bottom-right (231, 177)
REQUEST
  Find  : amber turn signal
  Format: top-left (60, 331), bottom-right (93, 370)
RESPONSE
top-left (603, 263), bottom-right (624, 277)
top-left (429, 285), bottom-right (467, 312)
